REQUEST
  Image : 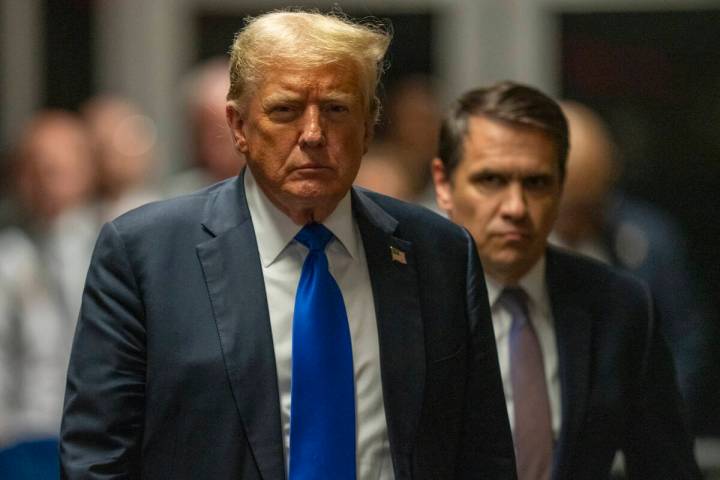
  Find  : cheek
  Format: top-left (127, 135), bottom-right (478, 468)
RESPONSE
top-left (452, 191), bottom-right (490, 237)
top-left (262, 128), bottom-right (296, 154)
top-left (251, 132), bottom-right (298, 169)
top-left (470, 210), bottom-right (494, 245)
top-left (246, 149), bottom-right (285, 186)
top-left (335, 128), bottom-right (366, 152)
top-left (328, 132), bottom-right (366, 171)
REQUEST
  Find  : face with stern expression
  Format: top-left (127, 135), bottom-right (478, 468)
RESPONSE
top-left (433, 115), bottom-right (562, 284)
top-left (226, 61), bottom-right (372, 224)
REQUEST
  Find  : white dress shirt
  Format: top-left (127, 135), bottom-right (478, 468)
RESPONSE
top-left (485, 257), bottom-right (562, 439)
top-left (245, 170), bottom-right (394, 479)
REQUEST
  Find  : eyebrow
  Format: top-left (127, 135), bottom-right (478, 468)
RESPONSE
top-left (320, 91), bottom-right (356, 104)
top-left (467, 168), bottom-right (555, 180)
top-left (262, 90), bottom-right (357, 107)
top-left (467, 168), bottom-right (508, 179)
top-left (262, 91), bottom-right (303, 106)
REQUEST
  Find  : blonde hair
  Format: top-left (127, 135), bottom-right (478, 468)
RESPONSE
top-left (228, 9), bottom-right (391, 123)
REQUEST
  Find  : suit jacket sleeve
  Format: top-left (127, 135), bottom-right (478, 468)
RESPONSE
top-left (60, 221), bottom-right (146, 479)
top-left (623, 286), bottom-right (701, 479)
top-left (456, 228), bottom-right (517, 479)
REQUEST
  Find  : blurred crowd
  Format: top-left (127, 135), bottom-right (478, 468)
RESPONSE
top-left (0, 58), bottom-right (243, 448)
top-left (0, 57), bottom-right (718, 460)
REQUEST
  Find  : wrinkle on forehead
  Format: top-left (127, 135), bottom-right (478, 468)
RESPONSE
top-left (254, 63), bottom-right (366, 107)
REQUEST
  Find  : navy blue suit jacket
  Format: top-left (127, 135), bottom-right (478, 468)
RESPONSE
top-left (60, 172), bottom-right (516, 479)
top-left (545, 247), bottom-right (700, 479)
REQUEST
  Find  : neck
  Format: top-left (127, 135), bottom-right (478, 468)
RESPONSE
top-left (282, 205), bottom-right (334, 225)
top-left (487, 265), bottom-right (532, 287)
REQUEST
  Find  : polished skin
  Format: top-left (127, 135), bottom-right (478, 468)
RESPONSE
top-left (433, 116), bottom-right (562, 285)
top-left (226, 63), bottom-right (372, 225)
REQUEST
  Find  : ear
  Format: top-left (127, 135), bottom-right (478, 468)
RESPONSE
top-left (431, 157), bottom-right (455, 216)
top-left (226, 102), bottom-right (248, 153)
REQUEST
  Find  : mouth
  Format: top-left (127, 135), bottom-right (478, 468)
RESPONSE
top-left (495, 231), bottom-right (531, 242)
top-left (288, 164), bottom-right (335, 179)
top-left (293, 164), bottom-right (330, 170)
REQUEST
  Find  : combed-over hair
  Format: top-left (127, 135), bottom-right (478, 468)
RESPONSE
top-left (228, 9), bottom-right (391, 124)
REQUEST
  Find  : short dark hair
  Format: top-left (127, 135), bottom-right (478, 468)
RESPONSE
top-left (437, 81), bottom-right (569, 180)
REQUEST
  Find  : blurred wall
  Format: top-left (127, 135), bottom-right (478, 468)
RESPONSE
top-left (0, 0), bottom-right (556, 166)
top-left (2, 0), bottom-right (717, 166)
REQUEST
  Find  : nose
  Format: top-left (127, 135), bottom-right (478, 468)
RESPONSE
top-left (500, 182), bottom-right (528, 220)
top-left (299, 106), bottom-right (325, 148)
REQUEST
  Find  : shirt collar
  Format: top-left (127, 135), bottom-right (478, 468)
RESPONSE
top-left (485, 255), bottom-right (548, 314)
top-left (244, 167), bottom-right (358, 267)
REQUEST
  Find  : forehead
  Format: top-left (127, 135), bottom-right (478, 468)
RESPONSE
top-left (255, 62), bottom-right (363, 100)
top-left (27, 121), bottom-right (88, 153)
top-left (461, 115), bottom-right (559, 172)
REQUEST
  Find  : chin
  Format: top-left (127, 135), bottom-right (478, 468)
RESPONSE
top-left (491, 250), bottom-right (528, 270)
top-left (285, 182), bottom-right (340, 204)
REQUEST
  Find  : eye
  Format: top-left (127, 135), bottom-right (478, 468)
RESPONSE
top-left (266, 103), bottom-right (298, 122)
top-left (475, 173), bottom-right (507, 189)
top-left (523, 175), bottom-right (555, 191)
top-left (324, 103), bottom-right (350, 114)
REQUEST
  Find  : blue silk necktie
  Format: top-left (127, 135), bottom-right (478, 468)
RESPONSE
top-left (289, 223), bottom-right (356, 479)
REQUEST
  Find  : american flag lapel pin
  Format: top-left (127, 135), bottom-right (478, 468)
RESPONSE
top-left (390, 245), bottom-right (407, 265)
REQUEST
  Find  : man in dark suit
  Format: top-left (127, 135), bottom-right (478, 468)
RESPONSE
top-left (552, 101), bottom-right (719, 436)
top-left (432, 81), bottom-right (700, 479)
top-left (60, 10), bottom-right (515, 479)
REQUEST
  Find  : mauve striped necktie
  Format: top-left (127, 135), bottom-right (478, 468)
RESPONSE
top-left (499, 287), bottom-right (553, 480)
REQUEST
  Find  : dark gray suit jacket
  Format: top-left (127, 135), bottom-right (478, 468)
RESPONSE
top-left (545, 247), bottom-right (700, 479)
top-left (60, 172), bottom-right (516, 479)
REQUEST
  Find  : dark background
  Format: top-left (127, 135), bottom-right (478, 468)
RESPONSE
top-left (560, 10), bottom-right (720, 319)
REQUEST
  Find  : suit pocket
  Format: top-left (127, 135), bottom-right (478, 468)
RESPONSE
top-left (426, 342), bottom-right (466, 410)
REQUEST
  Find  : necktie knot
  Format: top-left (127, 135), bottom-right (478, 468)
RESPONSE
top-left (295, 223), bottom-right (333, 252)
top-left (498, 287), bottom-right (530, 328)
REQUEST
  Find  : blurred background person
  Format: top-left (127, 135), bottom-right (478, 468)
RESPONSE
top-left (82, 95), bottom-right (161, 221)
top-left (354, 145), bottom-right (415, 202)
top-left (164, 57), bottom-right (243, 197)
top-left (0, 151), bottom-right (14, 229)
top-left (0, 110), bottom-right (98, 445)
top-left (372, 75), bottom-right (442, 211)
top-left (551, 100), bottom-right (719, 436)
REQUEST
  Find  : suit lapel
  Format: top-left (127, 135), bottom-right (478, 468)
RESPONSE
top-left (196, 173), bottom-right (285, 479)
top-left (353, 189), bottom-right (425, 464)
top-left (195, 182), bottom-right (426, 477)
top-left (545, 249), bottom-right (593, 477)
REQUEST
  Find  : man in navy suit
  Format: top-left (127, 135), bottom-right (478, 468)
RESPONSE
top-left (432, 81), bottom-right (700, 479)
top-left (60, 10), bottom-right (515, 479)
